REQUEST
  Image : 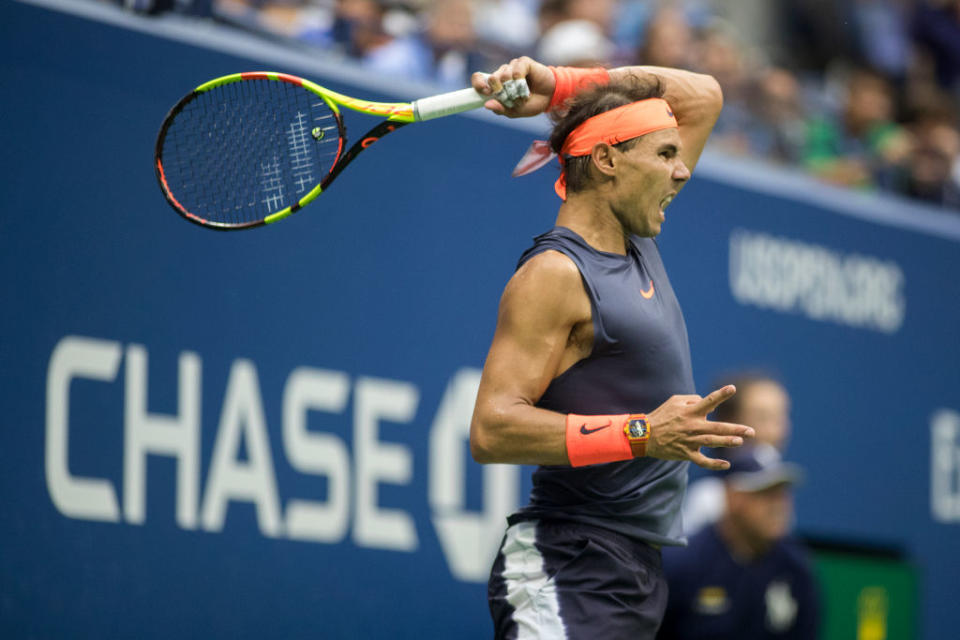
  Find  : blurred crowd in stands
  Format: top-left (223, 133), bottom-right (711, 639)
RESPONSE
top-left (138, 0), bottom-right (960, 210)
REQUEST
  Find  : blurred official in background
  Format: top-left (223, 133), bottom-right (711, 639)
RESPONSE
top-left (659, 444), bottom-right (820, 640)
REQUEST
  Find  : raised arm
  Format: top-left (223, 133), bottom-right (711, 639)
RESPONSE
top-left (472, 58), bottom-right (723, 176)
top-left (615, 65), bottom-right (723, 176)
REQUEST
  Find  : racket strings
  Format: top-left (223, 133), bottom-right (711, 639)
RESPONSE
top-left (159, 78), bottom-right (342, 225)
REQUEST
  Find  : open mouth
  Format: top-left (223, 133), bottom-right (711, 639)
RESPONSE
top-left (658, 194), bottom-right (675, 220)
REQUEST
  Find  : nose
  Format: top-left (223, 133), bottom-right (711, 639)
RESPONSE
top-left (673, 158), bottom-right (691, 182)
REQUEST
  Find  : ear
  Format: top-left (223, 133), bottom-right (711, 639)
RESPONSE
top-left (590, 142), bottom-right (618, 178)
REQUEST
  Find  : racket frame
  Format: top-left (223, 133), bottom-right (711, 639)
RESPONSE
top-left (155, 71), bottom-right (506, 230)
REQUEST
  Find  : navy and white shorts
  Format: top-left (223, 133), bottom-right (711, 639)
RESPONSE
top-left (488, 518), bottom-right (668, 639)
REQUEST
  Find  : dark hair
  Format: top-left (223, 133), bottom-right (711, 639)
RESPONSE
top-left (548, 75), bottom-right (665, 196)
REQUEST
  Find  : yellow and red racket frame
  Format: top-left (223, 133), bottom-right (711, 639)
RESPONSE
top-left (155, 70), bottom-right (517, 230)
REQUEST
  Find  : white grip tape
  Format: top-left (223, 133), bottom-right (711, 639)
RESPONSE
top-left (412, 77), bottom-right (530, 122)
top-left (413, 88), bottom-right (486, 122)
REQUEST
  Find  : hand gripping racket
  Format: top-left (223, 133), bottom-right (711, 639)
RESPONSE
top-left (154, 71), bottom-right (528, 230)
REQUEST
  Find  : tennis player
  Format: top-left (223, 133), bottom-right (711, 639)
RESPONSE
top-left (469, 57), bottom-right (755, 639)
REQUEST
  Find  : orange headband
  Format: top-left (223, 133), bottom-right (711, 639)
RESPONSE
top-left (555, 98), bottom-right (678, 199)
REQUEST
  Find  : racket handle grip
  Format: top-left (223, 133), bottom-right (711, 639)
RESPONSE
top-left (412, 78), bottom-right (530, 121)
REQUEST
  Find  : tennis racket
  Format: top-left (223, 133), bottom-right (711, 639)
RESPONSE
top-left (154, 71), bottom-right (528, 230)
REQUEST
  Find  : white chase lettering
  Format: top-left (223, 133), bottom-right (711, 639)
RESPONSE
top-left (44, 336), bottom-right (514, 581)
top-left (200, 359), bottom-right (283, 537)
top-left (46, 336), bottom-right (122, 522)
top-left (282, 366), bottom-right (351, 543)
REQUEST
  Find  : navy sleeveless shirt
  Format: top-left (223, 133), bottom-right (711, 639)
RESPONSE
top-left (510, 226), bottom-right (694, 546)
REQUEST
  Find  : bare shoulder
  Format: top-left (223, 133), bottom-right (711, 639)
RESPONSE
top-left (499, 250), bottom-right (590, 326)
top-left (513, 249), bottom-right (580, 285)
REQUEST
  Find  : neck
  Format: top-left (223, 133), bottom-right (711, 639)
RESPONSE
top-left (555, 190), bottom-right (629, 255)
top-left (716, 517), bottom-right (771, 563)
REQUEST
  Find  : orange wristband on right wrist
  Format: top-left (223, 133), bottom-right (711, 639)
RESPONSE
top-left (548, 66), bottom-right (611, 112)
top-left (565, 413), bottom-right (632, 467)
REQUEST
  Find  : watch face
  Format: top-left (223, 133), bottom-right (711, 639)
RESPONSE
top-left (628, 418), bottom-right (648, 439)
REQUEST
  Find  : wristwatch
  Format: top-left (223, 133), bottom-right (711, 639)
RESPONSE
top-left (624, 414), bottom-right (651, 458)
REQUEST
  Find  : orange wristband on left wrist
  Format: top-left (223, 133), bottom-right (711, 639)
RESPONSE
top-left (565, 413), bottom-right (632, 467)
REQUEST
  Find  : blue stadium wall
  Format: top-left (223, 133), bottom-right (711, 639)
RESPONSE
top-left (2, 1), bottom-right (959, 638)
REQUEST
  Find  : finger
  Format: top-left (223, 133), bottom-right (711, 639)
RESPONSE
top-left (488, 65), bottom-right (509, 93)
top-left (690, 449), bottom-right (731, 471)
top-left (484, 99), bottom-right (506, 115)
top-left (699, 420), bottom-right (756, 439)
top-left (471, 71), bottom-right (491, 95)
top-left (693, 434), bottom-right (744, 449)
top-left (511, 56), bottom-right (531, 81)
top-left (694, 385), bottom-right (737, 413)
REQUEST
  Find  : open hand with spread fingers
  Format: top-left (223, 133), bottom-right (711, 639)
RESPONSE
top-left (646, 385), bottom-right (755, 470)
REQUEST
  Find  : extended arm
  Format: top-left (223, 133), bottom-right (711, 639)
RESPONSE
top-left (470, 252), bottom-right (754, 468)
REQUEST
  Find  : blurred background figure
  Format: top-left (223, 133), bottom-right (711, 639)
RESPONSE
top-left (559, 0), bottom-right (617, 35)
top-left (802, 66), bottom-right (913, 190)
top-left (416, 0), bottom-right (485, 86)
top-left (536, 0), bottom-right (616, 67)
top-left (296, 0), bottom-right (425, 77)
top-left (689, 22), bottom-right (771, 159)
top-left (683, 374), bottom-right (791, 535)
top-left (659, 444), bottom-right (820, 640)
top-left (537, 19), bottom-right (614, 67)
top-left (912, 0), bottom-right (960, 99)
top-left (743, 67), bottom-right (809, 164)
top-left (905, 106), bottom-right (960, 207)
top-left (473, 0), bottom-right (539, 56)
top-left (635, 4), bottom-right (694, 69)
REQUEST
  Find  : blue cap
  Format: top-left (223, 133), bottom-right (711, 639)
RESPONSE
top-left (721, 443), bottom-right (804, 492)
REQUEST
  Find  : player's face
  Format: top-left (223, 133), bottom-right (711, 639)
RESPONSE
top-left (611, 128), bottom-right (690, 237)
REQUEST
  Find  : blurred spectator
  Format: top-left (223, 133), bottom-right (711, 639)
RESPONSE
top-left (691, 22), bottom-right (758, 155)
top-left (745, 68), bottom-right (809, 163)
top-left (851, 0), bottom-right (912, 80)
top-left (713, 0), bottom-right (781, 67)
top-left (659, 445), bottom-right (820, 640)
top-left (683, 374), bottom-right (791, 535)
top-left (905, 108), bottom-right (960, 207)
top-left (562, 0), bottom-right (616, 34)
top-left (474, 0), bottom-right (539, 53)
top-left (912, 0), bottom-right (960, 96)
top-left (536, 0), bottom-right (616, 67)
top-left (537, 19), bottom-right (614, 67)
top-left (419, 0), bottom-right (485, 86)
top-left (295, 0), bottom-right (425, 77)
top-left (802, 66), bottom-right (913, 190)
top-left (636, 5), bottom-right (694, 69)
top-left (536, 0), bottom-right (568, 36)
top-left (778, 0), bottom-right (859, 72)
